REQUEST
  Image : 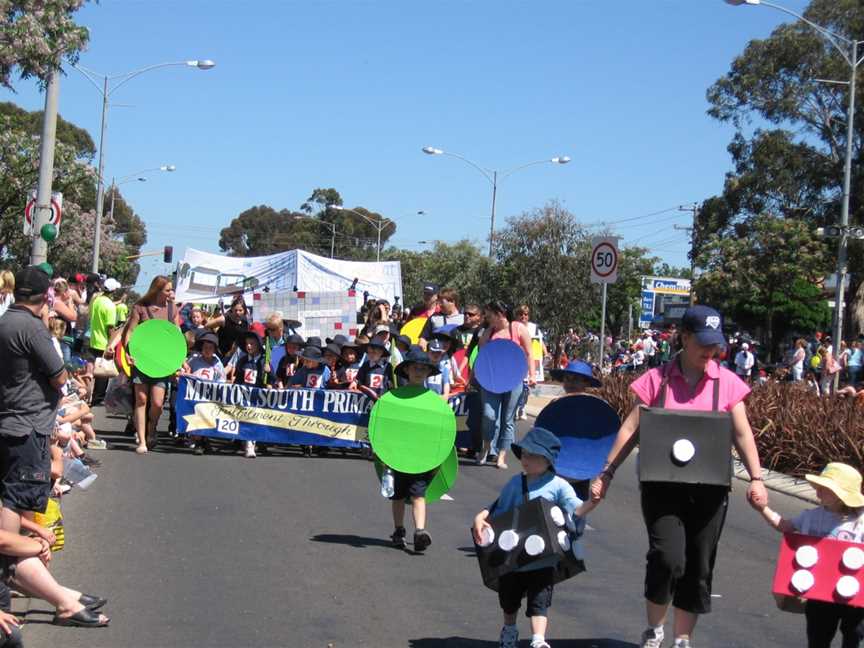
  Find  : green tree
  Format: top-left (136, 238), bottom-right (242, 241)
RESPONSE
top-left (0, 1), bottom-right (91, 88)
top-left (218, 205), bottom-right (319, 257)
top-left (704, 0), bottom-right (862, 333)
top-left (695, 215), bottom-right (830, 357)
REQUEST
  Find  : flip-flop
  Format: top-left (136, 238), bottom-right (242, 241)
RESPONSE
top-left (52, 607), bottom-right (109, 627)
top-left (79, 593), bottom-right (108, 611)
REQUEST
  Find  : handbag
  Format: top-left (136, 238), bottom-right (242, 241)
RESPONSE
top-left (93, 357), bottom-right (119, 378)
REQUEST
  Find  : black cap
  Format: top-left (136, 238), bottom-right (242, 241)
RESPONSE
top-left (323, 343), bottom-right (342, 357)
top-left (395, 348), bottom-right (441, 378)
top-left (305, 336), bottom-right (323, 350)
top-left (326, 334), bottom-right (349, 347)
top-left (195, 332), bottom-right (219, 351)
top-left (422, 283), bottom-right (439, 294)
top-left (681, 305), bottom-right (725, 346)
top-left (300, 346), bottom-right (324, 363)
top-left (14, 266), bottom-right (50, 297)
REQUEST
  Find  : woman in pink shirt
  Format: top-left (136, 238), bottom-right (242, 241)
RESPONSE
top-left (591, 305), bottom-right (767, 648)
top-left (476, 301), bottom-right (533, 469)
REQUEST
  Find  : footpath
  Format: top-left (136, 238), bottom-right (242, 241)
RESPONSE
top-left (524, 387), bottom-right (818, 504)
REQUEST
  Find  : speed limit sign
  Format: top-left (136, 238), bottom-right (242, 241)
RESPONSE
top-left (590, 236), bottom-right (619, 284)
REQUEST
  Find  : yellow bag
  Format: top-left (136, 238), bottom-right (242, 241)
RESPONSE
top-left (33, 498), bottom-right (65, 552)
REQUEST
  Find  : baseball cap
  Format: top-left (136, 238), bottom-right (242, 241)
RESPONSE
top-left (103, 278), bottom-right (121, 292)
top-left (14, 266), bottom-right (51, 297)
top-left (681, 305), bottom-right (725, 347)
top-left (373, 324), bottom-right (391, 336)
top-left (422, 283), bottom-right (439, 294)
top-left (427, 338), bottom-right (446, 353)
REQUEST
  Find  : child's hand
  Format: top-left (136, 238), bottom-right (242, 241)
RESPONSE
top-left (472, 512), bottom-right (492, 545)
top-left (747, 480), bottom-right (768, 511)
top-left (34, 525), bottom-right (56, 546)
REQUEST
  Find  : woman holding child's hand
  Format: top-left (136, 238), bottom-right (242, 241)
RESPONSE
top-left (590, 306), bottom-right (766, 648)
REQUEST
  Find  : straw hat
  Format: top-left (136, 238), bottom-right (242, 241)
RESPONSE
top-left (806, 463), bottom-right (864, 508)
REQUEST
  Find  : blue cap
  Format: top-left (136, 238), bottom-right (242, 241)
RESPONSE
top-left (550, 360), bottom-right (601, 387)
top-left (681, 305), bottom-right (725, 346)
top-left (511, 426), bottom-right (561, 470)
top-left (427, 338), bottom-right (446, 353)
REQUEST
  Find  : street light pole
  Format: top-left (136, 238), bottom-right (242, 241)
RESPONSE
top-left (74, 60), bottom-right (215, 273)
top-left (725, 0), bottom-right (862, 382)
top-left (421, 147), bottom-right (570, 258)
top-left (30, 68), bottom-right (61, 267)
top-left (331, 206), bottom-right (398, 262)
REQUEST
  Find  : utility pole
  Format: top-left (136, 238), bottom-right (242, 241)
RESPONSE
top-left (675, 203), bottom-right (699, 305)
top-left (30, 69), bottom-right (61, 267)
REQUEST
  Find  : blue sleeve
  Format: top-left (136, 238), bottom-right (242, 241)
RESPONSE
top-left (442, 365), bottom-right (451, 386)
top-left (322, 366), bottom-right (331, 387)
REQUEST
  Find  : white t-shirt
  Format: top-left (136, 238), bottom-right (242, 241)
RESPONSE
top-left (735, 351), bottom-right (754, 376)
top-left (642, 337), bottom-right (655, 356)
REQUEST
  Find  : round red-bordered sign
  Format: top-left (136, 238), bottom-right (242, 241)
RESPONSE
top-left (591, 241), bottom-right (618, 278)
top-left (24, 196), bottom-right (62, 228)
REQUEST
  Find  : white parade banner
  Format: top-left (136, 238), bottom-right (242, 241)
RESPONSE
top-left (24, 190), bottom-right (63, 235)
top-left (590, 236), bottom-right (619, 284)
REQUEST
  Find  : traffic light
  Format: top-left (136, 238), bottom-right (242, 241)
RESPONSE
top-left (163, 245), bottom-right (173, 264)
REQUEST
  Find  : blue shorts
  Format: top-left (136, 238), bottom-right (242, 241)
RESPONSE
top-left (0, 433), bottom-right (50, 514)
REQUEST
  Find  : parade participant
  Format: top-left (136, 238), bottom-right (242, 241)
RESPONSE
top-left (848, 341), bottom-right (863, 387)
top-left (458, 303), bottom-right (483, 351)
top-left (790, 338), bottom-right (808, 382)
top-left (322, 343), bottom-right (342, 386)
top-left (117, 275), bottom-right (182, 454)
top-left (419, 287), bottom-right (463, 349)
top-left (513, 305), bottom-right (545, 420)
top-left (408, 283), bottom-right (439, 321)
top-left (288, 346), bottom-right (331, 390)
top-left (354, 340), bottom-right (391, 400)
top-left (388, 349), bottom-right (441, 552)
top-left (181, 332), bottom-right (226, 455)
top-left (425, 338), bottom-right (451, 399)
top-left (591, 305), bottom-right (767, 648)
top-left (275, 334), bottom-right (304, 388)
top-left (0, 267), bottom-right (67, 534)
top-left (336, 339), bottom-right (363, 385)
top-left (472, 426), bottom-right (597, 648)
top-left (206, 297), bottom-right (249, 358)
top-left (0, 271), bottom-right (14, 320)
top-left (757, 463), bottom-right (864, 648)
top-left (550, 360), bottom-right (600, 396)
top-left (477, 301), bottom-right (533, 470)
top-left (227, 330), bottom-right (266, 458)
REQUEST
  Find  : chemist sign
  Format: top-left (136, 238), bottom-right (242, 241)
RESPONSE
top-left (590, 237), bottom-right (619, 284)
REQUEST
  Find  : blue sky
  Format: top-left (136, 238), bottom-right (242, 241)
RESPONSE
top-left (1, 0), bottom-right (803, 289)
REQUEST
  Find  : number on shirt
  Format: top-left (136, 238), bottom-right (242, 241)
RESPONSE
top-left (369, 373), bottom-right (383, 389)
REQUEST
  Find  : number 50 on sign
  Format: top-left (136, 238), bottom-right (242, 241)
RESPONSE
top-left (590, 237), bottom-right (619, 284)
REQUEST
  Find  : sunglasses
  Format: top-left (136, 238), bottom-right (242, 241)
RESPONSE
top-left (465, 311), bottom-right (480, 317)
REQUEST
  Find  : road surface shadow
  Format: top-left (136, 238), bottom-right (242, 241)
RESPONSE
top-left (410, 639), bottom-right (637, 647)
top-left (310, 533), bottom-right (395, 549)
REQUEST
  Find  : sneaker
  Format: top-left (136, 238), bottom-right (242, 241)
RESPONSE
top-left (390, 527), bottom-right (407, 549)
top-left (87, 439), bottom-right (108, 450)
top-left (640, 627), bottom-right (664, 648)
top-left (193, 444), bottom-right (204, 456)
top-left (673, 639), bottom-right (691, 648)
top-left (475, 452), bottom-right (488, 466)
top-left (499, 625), bottom-right (519, 648)
top-left (414, 529), bottom-right (432, 552)
top-left (244, 441), bottom-right (256, 458)
top-left (80, 455), bottom-right (101, 468)
top-left (530, 641), bottom-right (550, 648)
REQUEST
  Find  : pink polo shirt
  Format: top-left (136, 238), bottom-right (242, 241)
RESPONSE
top-left (630, 359), bottom-right (750, 412)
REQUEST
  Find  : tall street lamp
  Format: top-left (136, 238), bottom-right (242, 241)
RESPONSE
top-left (330, 206), bottom-right (419, 262)
top-left (725, 0), bottom-right (862, 373)
top-left (108, 165), bottom-right (176, 223)
top-left (74, 60), bottom-right (215, 272)
top-left (421, 147), bottom-right (570, 257)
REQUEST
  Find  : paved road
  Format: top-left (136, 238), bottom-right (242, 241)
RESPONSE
top-left (21, 409), bottom-right (811, 648)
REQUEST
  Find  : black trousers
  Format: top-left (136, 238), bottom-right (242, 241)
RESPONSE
top-left (641, 482), bottom-right (728, 614)
top-left (806, 600), bottom-right (864, 648)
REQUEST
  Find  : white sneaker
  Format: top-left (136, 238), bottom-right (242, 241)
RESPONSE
top-left (640, 627), bottom-right (664, 648)
top-left (673, 639), bottom-right (691, 648)
top-left (530, 640), bottom-right (551, 648)
top-left (499, 624), bottom-right (518, 648)
top-left (244, 441), bottom-right (256, 458)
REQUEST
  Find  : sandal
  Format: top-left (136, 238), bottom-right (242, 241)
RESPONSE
top-left (79, 593), bottom-right (108, 611)
top-left (135, 445), bottom-right (148, 455)
top-left (52, 607), bottom-right (109, 627)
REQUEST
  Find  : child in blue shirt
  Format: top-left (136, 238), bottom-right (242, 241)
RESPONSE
top-left (355, 340), bottom-right (391, 400)
top-left (289, 346), bottom-right (331, 389)
top-left (758, 463), bottom-right (864, 648)
top-left (472, 426), bottom-right (597, 648)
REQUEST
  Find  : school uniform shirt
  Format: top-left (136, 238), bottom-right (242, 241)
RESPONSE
top-left (187, 354), bottom-right (227, 382)
top-left (289, 365), bottom-right (331, 389)
top-left (230, 353), bottom-right (265, 387)
top-left (425, 359), bottom-right (451, 395)
top-left (276, 354), bottom-right (299, 384)
top-left (337, 361), bottom-right (363, 385)
top-left (791, 506), bottom-right (864, 543)
top-left (489, 471), bottom-right (584, 572)
top-left (356, 359), bottom-right (391, 397)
